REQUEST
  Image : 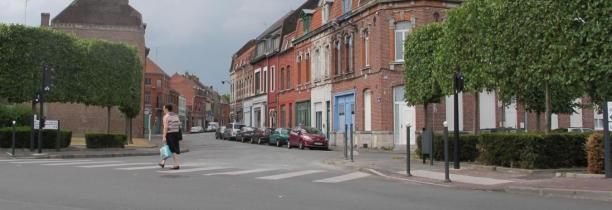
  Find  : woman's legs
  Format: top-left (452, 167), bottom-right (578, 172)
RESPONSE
top-left (172, 153), bottom-right (181, 167)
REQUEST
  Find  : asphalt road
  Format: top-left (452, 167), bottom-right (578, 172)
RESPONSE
top-left (0, 133), bottom-right (609, 210)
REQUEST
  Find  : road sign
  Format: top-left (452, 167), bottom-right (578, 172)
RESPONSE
top-left (34, 120), bottom-right (59, 130)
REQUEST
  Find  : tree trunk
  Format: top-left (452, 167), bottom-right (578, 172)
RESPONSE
top-left (536, 112), bottom-right (542, 131)
top-left (473, 92), bottom-right (480, 134)
top-left (129, 118), bottom-right (134, 145)
top-left (107, 106), bottom-right (111, 134)
top-left (544, 82), bottom-right (552, 133)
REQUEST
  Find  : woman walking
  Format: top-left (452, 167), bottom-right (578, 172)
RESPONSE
top-left (159, 104), bottom-right (182, 170)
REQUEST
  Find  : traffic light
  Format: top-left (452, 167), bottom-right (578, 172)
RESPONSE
top-left (454, 71), bottom-right (464, 93)
top-left (43, 64), bottom-right (55, 92)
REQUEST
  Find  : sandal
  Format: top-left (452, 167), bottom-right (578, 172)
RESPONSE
top-left (158, 163), bottom-right (165, 168)
top-left (170, 166), bottom-right (180, 170)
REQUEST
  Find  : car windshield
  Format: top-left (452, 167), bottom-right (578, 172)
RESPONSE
top-left (235, 125), bottom-right (245, 129)
top-left (303, 127), bottom-right (323, 135)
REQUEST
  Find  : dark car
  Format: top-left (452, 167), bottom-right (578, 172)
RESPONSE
top-left (287, 126), bottom-right (328, 150)
top-left (250, 127), bottom-right (273, 145)
top-left (236, 126), bottom-right (256, 142)
top-left (269, 128), bottom-right (290, 147)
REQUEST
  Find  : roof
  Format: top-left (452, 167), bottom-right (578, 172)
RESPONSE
top-left (52, 0), bottom-right (143, 27)
top-left (256, 11), bottom-right (293, 40)
top-left (145, 58), bottom-right (170, 77)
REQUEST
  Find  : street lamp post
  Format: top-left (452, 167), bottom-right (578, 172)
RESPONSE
top-left (443, 121), bottom-right (451, 183)
top-left (405, 122), bottom-right (412, 177)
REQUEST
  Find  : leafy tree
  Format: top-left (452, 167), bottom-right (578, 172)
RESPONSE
top-left (404, 23), bottom-right (444, 131)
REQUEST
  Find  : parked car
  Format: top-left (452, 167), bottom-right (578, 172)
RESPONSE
top-left (480, 127), bottom-right (521, 133)
top-left (287, 126), bottom-right (328, 150)
top-left (568, 127), bottom-right (594, 133)
top-left (223, 123), bottom-right (245, 140)
top-left (251, 127), bottom-right (273, 144)
top-left (269, 128), bottom-right (290, 147)
top-left (236, 126), bottom-right (256, 142)
top-left (215, 126), bottom-right (226, 139)
top-left (190, 126), bottom-right (204, 133)
top-left (206, 122), bottom-right (219, 132)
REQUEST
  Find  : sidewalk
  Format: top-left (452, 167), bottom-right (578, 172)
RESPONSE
top-left (0, 135), bottom-right (188, 159)
top-left (324, 147), bottom-right (612, 202)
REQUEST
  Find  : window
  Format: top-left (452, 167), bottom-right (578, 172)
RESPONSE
top-left (322, 4), bottom-right (330, 24)
top-left (314, 49), bottom-right (320, 81)
top-left (263, 68), bottom-right (267, 93)
top-left (280, 68), bottom-right (285, 90)
top-left (335, 41), bottom-right (341, 75)
top-left (157, 80), bottom-right (162, 88)
top-left (303, 16), bottom-right (312, 34)
top-left (305, 54), bottom-right (311, 82)
top-left (395, 21), bottom-right (411, 61)
top-left (144, 92), bottom-right (151, 105)
top-left (281, 105), bottom-right (286, 128)
top-left (364, 31), bottom-right (370, 67)
top-left (255, 71), bottom-right (261, 93)
top-left (271, 66), bottom-right (275, 92)
top-left (145, 78), bottom-right (151, 85)
top-left (342, 0), bottom-right (352, 14)
top-left (287, 66), bottom-right (291, 89)
top-left (297, 56), bottom-right (302, 85)
top-left (364, 90), bottom-right (372, 131)
top-left (347, 36), bottom-right (354, 72)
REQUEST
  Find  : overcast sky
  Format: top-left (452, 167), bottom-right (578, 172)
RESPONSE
top-left (0, 0), bottom-right (306, 94)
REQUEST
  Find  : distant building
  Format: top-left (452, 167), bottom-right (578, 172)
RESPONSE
top-left (43, 0), bottom-right (147, 136)
top-left (144, 58), bottom-right (178, 134)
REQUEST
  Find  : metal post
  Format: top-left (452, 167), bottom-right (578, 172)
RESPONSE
top-left (406, 124), bottom-right (412, 176)
top-left (55, 121), bottom-right (61, 151)
top-left (453, 72), bottom-right (460, 169)
top-left (430, 129), bottom-right (433, 166)
top-left (350, 124), bottom-right (354, 162)
top-left (38, 94), bottom-right (44, 154)
top-left (603, 102), bottom-right (611, 178)
top-left (443, 121), bottom-right (450, 182)
top-left (30, 99), bottom-right (36, 151)
top-left (11, 121), bottom-right (16, 156)
top-left (344, 124), bottom-right (348, 160)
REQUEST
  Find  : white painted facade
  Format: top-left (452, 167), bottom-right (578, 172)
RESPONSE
top-left (445, 93), bottom-right (464, 131)
top-left (479, 92), bottom-right (497, 129)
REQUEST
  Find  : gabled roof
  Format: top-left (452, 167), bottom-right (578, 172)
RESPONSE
top-left (145, 58), bottom-right (170, 78)
top-left (52, 0), bottom-right (143, 27)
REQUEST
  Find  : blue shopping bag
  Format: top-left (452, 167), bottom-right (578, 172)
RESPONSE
top-left (160, 145), bottom-right (171, 160)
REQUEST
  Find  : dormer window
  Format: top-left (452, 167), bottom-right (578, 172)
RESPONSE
top-left (302, 9), bottom-right (315, 34)
top-left (321, 0), bottom-right (333, 24)
top-left (342, 0), bottom-right (351, 14)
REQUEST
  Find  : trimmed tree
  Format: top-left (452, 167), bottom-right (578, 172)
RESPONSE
top-left (404, 22), bottom-right (444, 131)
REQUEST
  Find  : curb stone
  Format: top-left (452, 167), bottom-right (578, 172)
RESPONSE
top-left (323, 158), bottom-right (612, 203)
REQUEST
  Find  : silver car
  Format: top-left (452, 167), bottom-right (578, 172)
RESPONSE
top-left (223, 123), bottom-right (245, 140)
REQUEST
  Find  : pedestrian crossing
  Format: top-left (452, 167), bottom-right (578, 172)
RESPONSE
top-left (1, 159), bottom-right (372, 184)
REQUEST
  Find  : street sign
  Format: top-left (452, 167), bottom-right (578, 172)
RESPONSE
top-left (34, 120), bottom-right (59, 130)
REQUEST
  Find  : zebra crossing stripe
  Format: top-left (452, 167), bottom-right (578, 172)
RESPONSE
top-left (0, 159), bottom-right (62, 162)
top-left (206, 168), bottom-right (276, 176)
top-left (257, 170), bottom-right (324, 180)
top-left (10, 160), bottom-right (91, 164)
top-left (116, 163), bottom-right (208, 171)
top-left (77, 163), bottom-right (152, 168)
top-left (313, 172), bottom-right (370, 183)
top-left (159, 166), bottom-right (230, 174)
top-left (42, 161), bottom-right (122, 166)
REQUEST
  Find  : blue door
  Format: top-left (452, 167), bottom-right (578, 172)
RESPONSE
top-left (334, 93), bottom-right (355, 132)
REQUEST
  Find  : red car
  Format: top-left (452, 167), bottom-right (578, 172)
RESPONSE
top-left (287, 126), bottom-right (328, 150)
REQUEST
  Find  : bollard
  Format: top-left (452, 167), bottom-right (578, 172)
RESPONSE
top-left (11, 121), bottom-right (16, 156)
top-left (344, 124), bottom-right (348, 160)
top-left (55, 121), bottom-right (61, 151)
top-left (350, 124), bottom-right (354, 162)
top-left (406, 123), bottom-right (412, 177)
top-left (443, 121), bottom-right (451, 182)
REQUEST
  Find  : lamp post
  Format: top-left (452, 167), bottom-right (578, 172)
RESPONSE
top-left (443, 121), bottom-right (451, 182)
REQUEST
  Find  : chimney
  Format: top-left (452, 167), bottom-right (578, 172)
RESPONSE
top-left (41, 13), bottom-right (50, 27)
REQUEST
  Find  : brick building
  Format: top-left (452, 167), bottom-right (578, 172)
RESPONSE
top-left (43, 0), bottom-right (146, 137)
top-left (169, 73), bottom-right (208, 130)
top-left (144, 58), bottom-right (178, 134)
top-left (230, 0), bottom-right (601, 150)
top-left (229, 40), bottom-right (257, 124)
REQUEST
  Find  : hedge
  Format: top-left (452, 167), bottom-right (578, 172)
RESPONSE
top-left (416, 134), bottom-right (480, 162)
top-left (414, 132), bottom-right (590, 169)
top-left (0, 127), bottom-right (71, 149)
top-left (85, 133), bottom-right (127, 149)
top-left (477, 133), bottom-right (589, 169)
top-left (0, 104), bottom-right (32, 127)
top-left (586, 133), bottom-right (604, 174)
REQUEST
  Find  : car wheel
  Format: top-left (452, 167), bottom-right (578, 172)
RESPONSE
top-left (299, 141), bottom-right (304, 150)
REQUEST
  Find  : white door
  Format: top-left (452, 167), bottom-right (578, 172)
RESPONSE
top-left (396, 103), bottom-right (416, 145)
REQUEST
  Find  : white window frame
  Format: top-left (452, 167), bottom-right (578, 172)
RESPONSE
top-left (364, 32), bottom-right (370, 67)
top-left (263, 67), bottom-right (268, 93)
top-left (395, 22), bottom-right (411, 62)
top-left (271, 66), bottom-right (276, 92)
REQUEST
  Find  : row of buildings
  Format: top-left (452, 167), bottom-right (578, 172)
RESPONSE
top-left (229, 0), bottom-right (607, 149)
top-left (42, 0), bottom-right (229, 136)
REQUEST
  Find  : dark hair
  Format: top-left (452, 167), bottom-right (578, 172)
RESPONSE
top-left (164, 104), bottom-right (174, 112)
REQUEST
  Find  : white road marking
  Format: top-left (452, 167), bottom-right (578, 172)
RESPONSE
top-left (257, 170), bottom-right (324, 180)
top-left (0, 159), bottom-right (62, 162)
top-left (159, 166), bottom-right (231, 174)
top-left (77, 163), bottom-right (152, 168)
top-left (206, 168), bottom-right (276, 176)
top-left (116, 163), bottom-right (208, 171)
top-left (313, 172), bottom-right (370, 183)
top-left (10, 160), bottom-right (91, 164)
top-left (42, 161), bottom-right (122, 166)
